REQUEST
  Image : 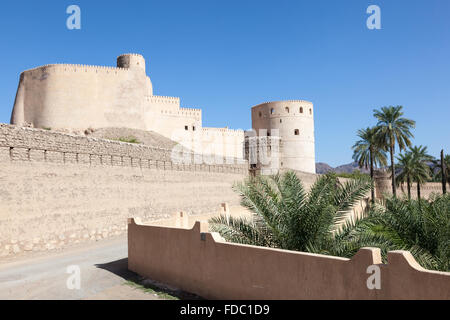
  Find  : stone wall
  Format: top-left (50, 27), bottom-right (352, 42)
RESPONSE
top-left (0, 124), bottom-right (248, 258)
top-left (128, 219), bottom-right (450, 300)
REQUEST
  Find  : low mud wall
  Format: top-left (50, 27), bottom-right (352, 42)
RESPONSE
top-left (128, 219), bottom-right (450, 300)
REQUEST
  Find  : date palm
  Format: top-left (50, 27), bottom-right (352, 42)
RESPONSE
top-left (373, 106), bottom-right (416, 197)
top-left (369, 194), bottom-right (450, 271)
top-left (352, 126), bottom-right (387, 203)
top-left (209, 171), bottom-right (387, 258)
top-left (432, 153), bottom-right (450, 184)
top-left (410, 145), bottom-right (433, 199)
top-left (396, 152), bottom-right (414, 200)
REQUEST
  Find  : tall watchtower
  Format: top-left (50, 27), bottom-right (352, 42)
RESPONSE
top-left (251, 100), bottom-right (316, 174)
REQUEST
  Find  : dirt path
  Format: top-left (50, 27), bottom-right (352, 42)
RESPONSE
top-left (0, 235), bottom-right (164, 300)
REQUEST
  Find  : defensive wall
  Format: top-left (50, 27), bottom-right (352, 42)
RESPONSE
top-left (0, 124), bottom-right (248, 258)
top-left (128, 219), bottom-right (450, 300)
top-left (374, 170), bottom-right (449, 199)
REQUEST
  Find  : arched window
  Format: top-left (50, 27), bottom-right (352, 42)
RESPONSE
top-left (294, 129), bottom-right (299, 135)
top-left (300, 107), bottom-right (303, 113)
top-left (309, 108), bottom-right (312, 115)
top-left (185, 126), bottom-right (188, 131)
top-left (259, 112), bottom-right (262, 118)
top-left (285, 107), bottom-right (289, 113)
top-left (270, 108), bottom-right (275, 114)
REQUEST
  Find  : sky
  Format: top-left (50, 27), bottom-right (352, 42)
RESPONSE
top-left (0, 0), bottom-right (449, 167)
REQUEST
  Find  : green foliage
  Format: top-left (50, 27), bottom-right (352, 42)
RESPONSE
top-left (335, 170), bottom-right (370, 179)
top-left (115, 136), bottom-right (140, 144)
top-left (352, 126), bottom-right (387, 171)
top-left (431, 154), bottom-right (450, 183)
top-left (210, 170), bottom-right (450, 272)
top-left (210, 171), bottom-right (377, 258)
top-left (369, 195), bottom-right (450, 271)
top-left (373, 105), bottom-right (416, 196)
top-left (373, 106), bottom-right (416, 153)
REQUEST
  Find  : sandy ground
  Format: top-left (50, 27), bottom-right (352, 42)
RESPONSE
top-left (0, 235), bottom-right (161, 300)
top-left (0, 206), bottom-right (251, 300)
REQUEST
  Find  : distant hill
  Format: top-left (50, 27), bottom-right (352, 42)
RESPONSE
top-left (316, 162), bottom-right (370, 174)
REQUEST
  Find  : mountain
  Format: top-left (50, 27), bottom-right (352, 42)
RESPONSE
top-left (315, 162), bottom-right (370, 174)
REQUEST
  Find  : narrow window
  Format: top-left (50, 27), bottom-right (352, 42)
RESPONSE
top-left (300, 107), bottom-right (303, 113)
top-left (259, 112), bottom-right (262, 118)
top-left (285, 107), bottom-right (289, 113)
top-left (309, 108), bottom-right (312, 115)
top-left (280, 119), bottom-right (282, 123)
top-left (193, 126), bottom-right (196, 131)
top-left (185, 126), bottom-right (188, 131)
top-left (270, 108), bottom-right (274, 114)
top-left (294, 129), bottom-right (299, 135)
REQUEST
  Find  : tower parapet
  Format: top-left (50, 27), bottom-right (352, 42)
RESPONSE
top-left (117, 53), bottom-right (146, 72)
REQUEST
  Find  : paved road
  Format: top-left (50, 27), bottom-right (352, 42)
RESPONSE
top-left (0, 236), bottom-right (159, 300)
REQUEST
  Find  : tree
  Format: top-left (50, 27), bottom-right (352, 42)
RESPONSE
top-left (396, 152), bottom-right (414, 200)
top-left (373, 106), bottom-right (416, 197)
top-left (409, 145), bottom-right (433, 200)
top-left (352, 126), bottom-right (388, 203)
top-left (432, 151), bottom-right (449, 194)
top-left (369, 194), bottom-right (450, 271)
top-left (209, 171), bottom-right (386, 258)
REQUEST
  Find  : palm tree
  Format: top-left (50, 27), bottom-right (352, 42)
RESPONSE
top-left (396, 152), bottom-right (414, 200)
top-left (373, 106), bottom-right (416, 197)
top-left (352, 126), bottom-right (388, 204)
top-left (209, 171), bottom-right (387, 258)
top-left (369, 194), bottom-right (450, 271)
top-left (432, 152), bottom-right (450, 187)
top-left (410, 145), bottom-right (433, 200)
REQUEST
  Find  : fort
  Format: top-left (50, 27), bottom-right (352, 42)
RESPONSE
top-left (10, 53), bottom-right (316, 173)
top-left (2, 53), bottom-right (445, 259)
top-left (0, 53), bottom-right (318, 257)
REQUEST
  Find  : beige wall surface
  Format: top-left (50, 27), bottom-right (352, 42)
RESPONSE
top-left (128, 219), bottom-right (450, 300)
top-left (0, 124), bottom-right (247, 257)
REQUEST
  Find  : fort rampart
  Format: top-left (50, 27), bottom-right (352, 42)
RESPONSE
top-left (0, 124), bottom-right (247, 258)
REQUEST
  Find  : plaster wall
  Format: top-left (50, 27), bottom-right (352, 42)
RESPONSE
top-left (128, 219), bottom-right (450, 300)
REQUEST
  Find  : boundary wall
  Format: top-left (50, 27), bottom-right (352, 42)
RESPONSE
top-left (128, 219), bottom-right (450, 300)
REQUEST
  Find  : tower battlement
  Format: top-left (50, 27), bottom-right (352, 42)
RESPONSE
top-left (117, 53), bottom-right (146, 72)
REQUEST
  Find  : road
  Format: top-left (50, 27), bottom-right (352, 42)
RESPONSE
top-left (0, 235), bottom-right (161, 300)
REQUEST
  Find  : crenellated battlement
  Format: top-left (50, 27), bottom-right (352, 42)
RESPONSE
top-left (21, 63), bottom-right (130, 76)
top-left (252, 100), bottom-right (313, 109)
top-left (202, 127), bottom-right (245, 135)
top-left (146, 95), bottom-right (180, 104)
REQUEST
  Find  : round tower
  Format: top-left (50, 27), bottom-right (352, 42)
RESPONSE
top-left (251, 100), bottom-right (316, 174)
top-left (117, 53), bottom-right (146, 72)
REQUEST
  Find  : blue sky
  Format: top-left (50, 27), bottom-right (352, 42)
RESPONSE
top-left (0, 0), bottom-right (449, 166)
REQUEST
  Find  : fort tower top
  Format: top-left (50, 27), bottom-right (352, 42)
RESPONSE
top-left (117, 53), bottom-right (146, 72)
